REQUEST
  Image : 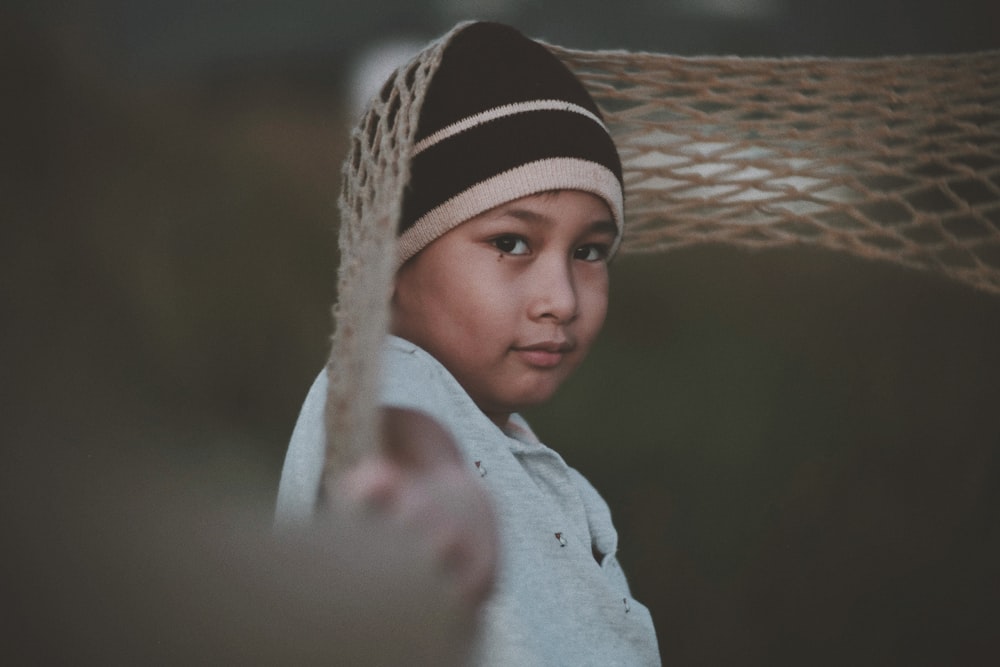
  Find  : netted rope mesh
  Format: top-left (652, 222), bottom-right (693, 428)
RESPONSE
top-left (321, 24), bottom-right (1000, 500)
top-left (552, 46), bottom-right (1000, 286)
top-left (319, 32), bottom-right (449, 489)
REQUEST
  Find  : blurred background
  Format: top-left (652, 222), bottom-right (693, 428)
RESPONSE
top-left (3, 0), bottom-right (1000, 664)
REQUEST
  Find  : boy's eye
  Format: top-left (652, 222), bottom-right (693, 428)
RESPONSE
top-left (492, 235), bottom-right (529, 255)
top-left (574, 244), bottom-right (610, 262)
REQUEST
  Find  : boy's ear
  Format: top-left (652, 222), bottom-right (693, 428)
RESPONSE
top-left (390, 258), bottom-right (411, 304)
top-left (387, 278), bottom-right (401, 333)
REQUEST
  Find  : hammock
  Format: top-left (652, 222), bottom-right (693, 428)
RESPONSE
top-left (320, 28), bottom-right (1000, 496)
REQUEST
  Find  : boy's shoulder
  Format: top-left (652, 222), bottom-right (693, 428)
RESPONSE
top-left (383, 334), bottom-right (451, 386)
top-left (384, 333), bottom-right (430, 358)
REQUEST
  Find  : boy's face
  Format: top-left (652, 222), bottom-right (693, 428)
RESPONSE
top-left (392, 190), bottom-right (615, 427)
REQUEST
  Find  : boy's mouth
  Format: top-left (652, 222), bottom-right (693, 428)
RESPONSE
top-left (512, 341), bottom-right (574, 368)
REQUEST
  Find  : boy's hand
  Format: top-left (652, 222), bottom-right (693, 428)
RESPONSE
top-left (336, 408), bottom-right (498, 609)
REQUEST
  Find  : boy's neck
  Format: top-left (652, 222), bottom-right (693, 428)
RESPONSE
top-left (484, 410), bottom-right (511, 430)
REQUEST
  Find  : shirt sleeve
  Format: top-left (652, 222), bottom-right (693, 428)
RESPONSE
top-left (274, 369), bottom-right (328, 525)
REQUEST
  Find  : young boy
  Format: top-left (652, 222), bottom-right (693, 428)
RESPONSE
top-left (277, 21), bottom-right (660, 665)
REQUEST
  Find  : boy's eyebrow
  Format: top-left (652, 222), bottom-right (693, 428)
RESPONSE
top-left (502, 207), bottom-right (618, 236)
top-left (586, 219), bottom-right (619, 237)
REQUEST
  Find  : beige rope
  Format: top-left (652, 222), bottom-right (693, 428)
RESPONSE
top-left (553, 47), bottom-right (1000, 294)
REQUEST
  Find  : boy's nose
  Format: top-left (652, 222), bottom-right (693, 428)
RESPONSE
top-left (527, 259), bottom-right (578, 323)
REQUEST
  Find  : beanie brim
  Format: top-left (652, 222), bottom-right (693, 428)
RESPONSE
top-left (396, 157), bottom-right (624, 266)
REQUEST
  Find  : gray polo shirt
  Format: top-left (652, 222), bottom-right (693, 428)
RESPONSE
top-left (276, 336), bottom-right (660, 666)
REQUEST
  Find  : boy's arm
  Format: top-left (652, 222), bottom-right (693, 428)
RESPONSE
top-left (7, 433), bottom-right (487, 664)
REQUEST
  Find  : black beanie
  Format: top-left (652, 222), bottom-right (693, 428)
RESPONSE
top-left (396, 22), bottom-right (624, 263)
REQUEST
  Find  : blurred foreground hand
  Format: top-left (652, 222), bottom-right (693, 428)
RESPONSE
top-left (335, 407), bottom-right (499, 610)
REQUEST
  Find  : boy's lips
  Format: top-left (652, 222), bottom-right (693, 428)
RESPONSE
top-left (512, 341), bottom-right (574, 368)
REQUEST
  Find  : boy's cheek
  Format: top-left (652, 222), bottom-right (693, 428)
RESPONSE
top-left (580, 273), bottom-right (610, 321)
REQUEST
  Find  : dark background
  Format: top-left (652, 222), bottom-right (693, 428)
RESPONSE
top-left (4, 1), bottom-right (1000, 664)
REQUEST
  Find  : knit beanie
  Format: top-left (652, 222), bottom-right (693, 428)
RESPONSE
top-left (396, 22), bottom-right (624, 264)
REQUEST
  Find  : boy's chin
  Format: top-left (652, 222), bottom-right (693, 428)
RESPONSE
top-left (500, 384), bottom-right (565, 413)
top-left (471, 369), bottom-right (579, 417)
